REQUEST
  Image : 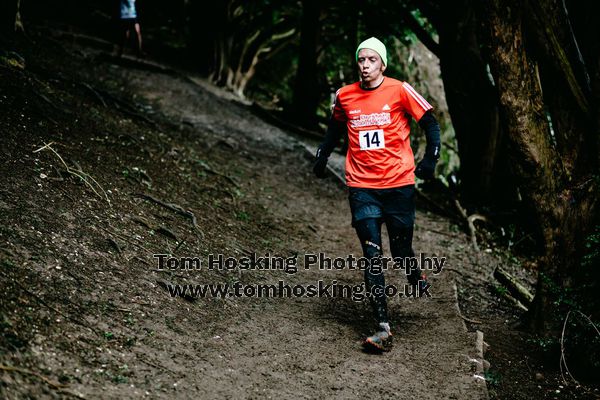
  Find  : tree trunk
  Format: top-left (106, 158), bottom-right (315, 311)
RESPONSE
top-left (420, 1), bottom-right (514, 209)
top-left (567, 0), bottom-right (600, 166)
top-left (487, 0), bottom-right (599, 334)
top-left (1, 0), bottom-right (17, 34)
top-left (291, 0), bottom-right (321, 129)
top-left (525, 0), bottom-right (596, 176)
top-left (228, 27), bottom-right (296, 98)
top-left (14, 0), bottom-right (23, 33)
top-left (186, 0), bottom-right (226, 77)
top-left (197, 1), bottom-right (297, 99)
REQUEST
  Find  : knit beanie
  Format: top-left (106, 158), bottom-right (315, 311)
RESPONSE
top-left (356, 37), bottom-right (387, 66)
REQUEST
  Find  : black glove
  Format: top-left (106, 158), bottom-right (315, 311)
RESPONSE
top-left (313, 147), bottom-right (328, 179)
top-left (415, 156), bottom-right (437, 180)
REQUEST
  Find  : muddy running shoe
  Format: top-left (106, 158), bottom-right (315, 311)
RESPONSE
top-left (363, 322), bottom-right (393, 352)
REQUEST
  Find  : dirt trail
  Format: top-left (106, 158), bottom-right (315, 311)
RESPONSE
top-left (1, 33), bottom-right (488, 399)
top-left (126, 66), bottom-right (490, 399)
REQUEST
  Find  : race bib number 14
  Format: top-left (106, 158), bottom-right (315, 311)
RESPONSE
top-left (359, 129), bottom-right (385, 150)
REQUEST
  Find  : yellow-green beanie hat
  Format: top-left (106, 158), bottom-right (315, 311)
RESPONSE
top-left (356, 37), bottom-right (387, 66)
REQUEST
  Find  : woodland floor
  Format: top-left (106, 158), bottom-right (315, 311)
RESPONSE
top-left (0, 27), bottom-right (597, 399)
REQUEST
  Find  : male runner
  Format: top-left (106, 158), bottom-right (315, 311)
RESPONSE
top-left (313, 37), bottom-right (441, 352)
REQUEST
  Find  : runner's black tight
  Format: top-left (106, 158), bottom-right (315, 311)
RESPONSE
top-left (354, 217), bottom-right (422, 324)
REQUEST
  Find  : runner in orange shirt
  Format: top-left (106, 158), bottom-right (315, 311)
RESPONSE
top-left (314, 37), bottom-right (441, 352)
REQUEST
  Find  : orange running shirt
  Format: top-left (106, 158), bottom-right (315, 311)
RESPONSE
top-left (332, 77), bottom-right (433, 188)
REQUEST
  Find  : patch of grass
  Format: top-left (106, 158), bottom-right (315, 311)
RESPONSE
top-left (236, 211), bottom-right (249, 222)
top-left (112, 373), bottom-right (128, 384)
top-left (233, 187), bottom-right (244, 199)
top-left (124, 315), bottom-right (135, 326)
top-left (493, 285), bottom-right (508, 296)
top-left (484, 369), bottom-right (501, 386)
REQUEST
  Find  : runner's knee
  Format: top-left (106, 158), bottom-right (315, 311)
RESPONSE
top-left (354, 218), bottom-right (382, 259)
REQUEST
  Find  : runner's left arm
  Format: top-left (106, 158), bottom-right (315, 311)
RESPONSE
top-left (415, 110), bottom-right (441, 179)
top-left (399, 82), bottom-right (441, 180)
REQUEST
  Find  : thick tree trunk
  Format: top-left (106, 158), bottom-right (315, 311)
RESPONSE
top-left (487, 0), bottom-right (598, 333)
top-left (291, 0), bottom-right (321, 129)
top-left (1, 0), bottom-right (18, 34)
top-left (420, 1), bottom-right (513, 209)
top-left (525, 0), bottom-right (596, 176)
top-left (229, 27), bottom-right (296, 99)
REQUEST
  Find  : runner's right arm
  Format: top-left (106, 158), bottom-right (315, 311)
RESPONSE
top-left (314, 91), bottom-right (347, 178)
top-left (313, 118), bottom-right (346, 178)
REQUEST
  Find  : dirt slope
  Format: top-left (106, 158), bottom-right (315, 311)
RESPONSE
top-left (1, 32), bottom-right (489, 399)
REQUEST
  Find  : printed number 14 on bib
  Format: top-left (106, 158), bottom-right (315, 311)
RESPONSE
top-left (359, 129), bottom-right (385, 150)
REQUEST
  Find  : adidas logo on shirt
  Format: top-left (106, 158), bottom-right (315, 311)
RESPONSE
top-left (382, 104), bottom-right (391, 111)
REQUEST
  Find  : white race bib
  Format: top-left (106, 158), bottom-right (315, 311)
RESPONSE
top-left (359, 129), bottom-right (385, 150)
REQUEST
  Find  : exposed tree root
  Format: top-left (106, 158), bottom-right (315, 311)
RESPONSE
top-left (454, 198), bottom-right (488, 251)
top-left (135, 193), bottom-right (199, 230)
top-left (97, 225), bottom-right (152, 254)
top-left (493, 266), bottom-right (534, 306)
top-left (33, 142), bottom-right (110, 204)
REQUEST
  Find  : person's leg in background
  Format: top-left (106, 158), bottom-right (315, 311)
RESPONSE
top-left (117, 19), bottom-right (130, 57)
top-left (133, 22), bottom-right (142, 55)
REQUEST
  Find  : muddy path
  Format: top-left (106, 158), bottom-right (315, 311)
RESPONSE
top-left (1, 32), bottom-right (491, 399)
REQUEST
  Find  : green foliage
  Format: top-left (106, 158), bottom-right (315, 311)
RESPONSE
top-left (113, 374), bottom-right (128, 384)
top-left (103, 331), bottom-right (114, 340)
top-left (493, 285), bottom-right (508, 296)
top-left (533, 227), bottom-right (600, 380)
top-left (527, 335), bottom-right (558, 352)
top-left (484, 369), bottom-right (501, 386)
top-left (236, 211), bottom-right (250, 222)
top-left (583, 225), bottom-right (600, 268)
top-left (248, 44), bottom-right (299, 107)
